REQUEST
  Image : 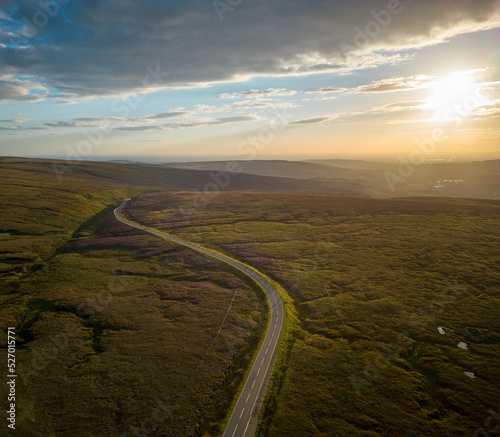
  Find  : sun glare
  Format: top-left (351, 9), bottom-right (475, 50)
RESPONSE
top-left (429, 73), bottom-right (485, 121)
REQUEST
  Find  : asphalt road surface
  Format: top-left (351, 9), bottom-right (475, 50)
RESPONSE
top-left (114, 199), bottom-right (284, 437)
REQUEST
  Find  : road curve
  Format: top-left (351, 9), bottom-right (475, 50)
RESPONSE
top-left (114, 199), bottom-right (284, 437)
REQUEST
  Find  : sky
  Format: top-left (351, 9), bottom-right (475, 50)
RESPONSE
top-left (0, 0), bottom-right (499, 162)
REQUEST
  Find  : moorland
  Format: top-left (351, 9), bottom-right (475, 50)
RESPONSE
top-left (125, 191), bottom-right (500, 437)
top-left (1, 156), bottom-right (499, 436)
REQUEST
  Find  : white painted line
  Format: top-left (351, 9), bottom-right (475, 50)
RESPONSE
top-left (251, 380), bottom-right (255, 389)
top-left (243, 418), bottom-right (251, 437)
top-left (265, 348), bottom-right (269, 355)
top-left (231, 424), bottom-right (239, 437)
top-left (257, 367), bottom-right (261, 376)
top-left (246, 393), bottom-right (251, 403)
top-left (239, 408), bottom-right (245, 419)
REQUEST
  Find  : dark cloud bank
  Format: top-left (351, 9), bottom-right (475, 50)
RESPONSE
top-left (0, 0), bottom-right (499, 101)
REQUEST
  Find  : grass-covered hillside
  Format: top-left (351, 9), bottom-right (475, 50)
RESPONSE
top-left (126, 191), bottom-right (500, 437)
top-left (1, 157), bottom-right (498, 436)
top-left (1, 203), bottom-right (270, 436)
top-left (0, 158), bottom-right (294, 435)
top-left (0, 156), bottom-right (370, 280)
top-left (166, 159), bottom-right (500, 199)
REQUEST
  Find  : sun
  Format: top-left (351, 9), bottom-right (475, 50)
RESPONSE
top-left (429, 73), bottom-right (485, 121)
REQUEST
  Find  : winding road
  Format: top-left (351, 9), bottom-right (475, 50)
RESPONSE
top-left (114, 199), bottom-right (284, 437)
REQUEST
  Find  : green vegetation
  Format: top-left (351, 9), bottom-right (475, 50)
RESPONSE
top-left (0, 158), bottom-right (276, 436)
top-left (2, 157), bottom-right (498, 436)
top-left (0, 155), bottom-right (373, 285)
top-left (10, 208), bottom-right (267, 435)
top-left (128, 191), bottom-right (500, 437)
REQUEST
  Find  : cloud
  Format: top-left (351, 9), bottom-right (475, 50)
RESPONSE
top-left (285, 53), bottom-right (413, 75)
top-left (346, 75), bottom-right (434, 94)
top-left (0, 125), bottom-right (48, 131)
top-left (141, 110), bottom-right (190, 120)
top-left (74, 116), bottom-right (125, 124)
top-left (44, 121), bottom-right (79, 128)
top-left (290, 100), bottom-right (430, 126)
top-left (339, 100), bottom-right (429, 120)
top-left (0, 10), bottom-right (12, 20)
top-left (232, 102), bottom-right (272, 108)
top-left (0, 117), bottom-right (28, 123)
top-left (289, 116), bottom-right (333, 125)
top-left (0, 0), bottom-right (499, 100)
top-left (231, 101), bottom-right (295, 109)
top-left (116, 115), bottom-right (261, 131)
top-left (221, 88), bottom-right (298, 99)
top-left (42, 111), bottom-right (191, 129)
top-left (370, 100), bottom-right (429, 112)
top-left (483, 81), bottom-right (500, 91)
top-left (469, 100), bottom-right (500, 118)
top-left (0, 77), bottom-right (50, 103)
top-left (308, 73), bottom-right (469, 98)
top-left (192, 104), bottom-right (222, 114)
top-left (307, 87), bottom-right (346, 94)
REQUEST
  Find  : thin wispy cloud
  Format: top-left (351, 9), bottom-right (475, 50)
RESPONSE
top-left (43, 111), bottom-right (192, 129)
top-left (139, 110), bottom-right (190, 120)
top-left (0, 117), bottom-right (28, 123)
top-left (307, 87), bottom-right (346, 94)
top-left (0, 125), bottom-right (48, 131)
top-left (221, 88), bottom-right (298, 99)
top-left (468, 100), bottom-right (500, 119)
top-left (0, 10), bottom-right (12, 21)
top-left (289, 116), bottom-right (334, 125)
top-left (116, 115), bottom-right (261, 132)
top-left (345, 75), bottom-right (434, 94)
top-left (371, 100), bottom-right (429, 112)
top-left (290, 100), bottom-right (430, 126)
top-left (231, 101), bottom-right (295, 109)
top-left (306, 75), bottom-right (442, 98)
